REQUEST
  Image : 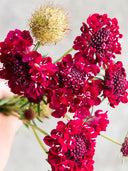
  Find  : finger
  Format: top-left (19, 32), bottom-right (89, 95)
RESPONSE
top-left (0, 82), bottom-right (14, 99)
top-left (0, 114), bottom-right (22, 171)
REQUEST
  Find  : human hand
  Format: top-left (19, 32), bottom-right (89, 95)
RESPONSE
top-left (0, 82), bottom-right (22, 171)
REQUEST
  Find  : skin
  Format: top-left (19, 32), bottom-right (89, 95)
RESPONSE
top-left (0, 83), bottom-right (22, 171)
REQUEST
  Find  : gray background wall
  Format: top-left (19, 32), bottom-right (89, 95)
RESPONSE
top-left (0, 0), bottom-right (128, 170)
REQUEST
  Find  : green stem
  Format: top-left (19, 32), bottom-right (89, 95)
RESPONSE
top-left (85, 108), bottom-right (93, 122)
top-left (23, 120), bottom-right (49, 136)
top-left (101, 134), bottom-right (122, 146)
top-left (10, 112), bottom-right (49, 136)
top-left (101, 97), bottom-right (105, 103)
top-left (54, 48), bottom-right (74, 63)
top-left (42, 99), bottom-right (47, 105)
top-left (65, 113), bottom-right (73, 120)
top-left (32, 120), bottom-right (37, 126)
top-left (20, 101), bottom-right (29, 108)
top-left (32, 128), bottom-right (48, 153)
top-left (37, 103), bottom-right (40, 116)
top-left (33, 41), bottom-right (40, 51)
top-left (7, 95), bottom-right (22, 105)
top-left (91, 107), bottom-right (94, 115)
top-left (93, 77), bottom-right (103, 80)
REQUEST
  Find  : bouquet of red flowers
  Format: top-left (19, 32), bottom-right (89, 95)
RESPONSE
top-left (0, 4), bottom-right (128, 171)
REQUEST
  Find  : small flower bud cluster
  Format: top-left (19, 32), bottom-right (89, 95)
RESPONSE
top-left (121, 137), bottom-right (128, 157)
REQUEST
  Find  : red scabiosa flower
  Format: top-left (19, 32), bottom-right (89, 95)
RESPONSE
top-left (23, 56), bottom-right (57, 103)
top-left (49, 54), bottom-right (102, 118)
top-left (121, 136), bottom-right (128, 157)
top-left (0, 29), bottom-right (57, 103)
top-left (88, 110), bottom-right (109, 135)
top-left (103, 61), bottom-right (128, 107)
top-left (73, 13), bottom-right (122, 67)
top-left (0, 29), bottom-right (33, 57)
top-left (44, 120), bottom-right (97, 171)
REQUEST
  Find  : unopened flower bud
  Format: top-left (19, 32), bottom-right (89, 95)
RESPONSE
top-left (24, 108), bottom-right (36, 120)
top-left (121, 137), bottom-right (128, 157)
top-left (29, 4), bottom-right (69, 45)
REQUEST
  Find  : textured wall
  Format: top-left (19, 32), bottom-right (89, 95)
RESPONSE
top-left (0, 0), bottom-right (128, 170)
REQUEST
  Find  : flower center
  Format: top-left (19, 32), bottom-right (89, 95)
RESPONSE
top-left (112, 68), bottom-right (126, 96)
top-left (12, 54), bottom-right (29, 82)
top-left (69, 67), bottom-right (84, 81)
top-left (65, 134), bottom-right (87, 163)
top-left (13, 59), bottom-right (24, 76)
top-left (91, 28), bottom-right (109, 51)
top-left (65, 67), bottom-right (87, 90)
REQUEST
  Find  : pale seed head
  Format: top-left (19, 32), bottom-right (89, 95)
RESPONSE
top-left (29, 4), bottom-right (69, 45)
top-left (39, 102), bottom-right (51, 119)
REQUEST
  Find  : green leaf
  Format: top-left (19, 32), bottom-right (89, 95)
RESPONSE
top-left (36, 116), bottom-right (43, 123)
top-left (32, 120), bottom-right (37, 126)
top-left (37, 103), bottom-right (40, 116)
top-left (42, 54), bottom-right (48, 58)
top-left (23, 123), bottom-right (29, 128)
top-left (42, 99), bottom-right (47, 105)
top-left (20, 101), bottom-right (29, 108)
top-left (0, 98), bottom-right (12, 106)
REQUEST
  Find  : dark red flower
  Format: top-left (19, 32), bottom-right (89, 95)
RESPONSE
top-left (44, 120), bottom-right (97, 171)
top-left (0, 29), bottom-right (33, 58)
top-left (59, 54), bottom-right (100, 89)
top-left (49, 54), bottom-right (102, 119)
top-left (73, 13), bottom-right (122, 67)
top-left (121, 137), bottom-right (128, 157)
top-left (0, 29), bottom-right (57, 103)
top-left (103, 61), bottom-right (128, 107)
top-left (88, 110), bottom-right (109, 135)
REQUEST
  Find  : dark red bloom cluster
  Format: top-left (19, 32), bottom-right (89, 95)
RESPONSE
top-left (44, 120), bottom-right (97, 171)
top-left (121, 137), bottom-right (128, 157)
top-left (49, 54), bottom-right (103, 119)
top-left (0, 29), bottom-right (57, 103)
top-left (103, 61), bottom-right (128, 107)
top-left (88, 110), bottom-right (109, 135)
top-left (73, 13), bottom-right (122, 67)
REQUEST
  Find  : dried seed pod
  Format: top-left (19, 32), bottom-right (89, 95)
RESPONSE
top-left (24, 108), bottom-right (36, 120)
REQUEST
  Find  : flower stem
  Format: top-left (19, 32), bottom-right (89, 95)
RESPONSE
top-left (65, 113), bottom-right (73, 120)
top-left (85, 108), bottom-right (93, 122)
top-left (54, 47), bottom-right (74, 63)
top-left (23, 120), bottom-right (49, 136)
top-left (101, 134), bottom-right (122, 146)
top-left (32, 128), bottom-right (48, 153)
top-left (10, 112), bottom-right (49, 136)
top-left (37, 103), bottom-right (40, 116)
top-left (101, 97), bottom-right (105, 103)
top-left (93, 77), bottom-right (103, 80)
top-left (20, 101), bottom-right (29, 108)
top-left (33, 41), bottom-right (40, 51)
